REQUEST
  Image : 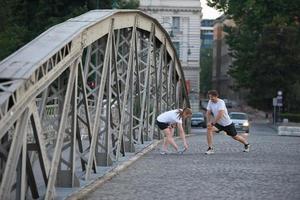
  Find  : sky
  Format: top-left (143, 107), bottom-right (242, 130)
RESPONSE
top-left (200, 0), bottom-right (223, 19)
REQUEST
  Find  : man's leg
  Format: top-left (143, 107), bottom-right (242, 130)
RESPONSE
top-left (232, 134), bottom-right (250, 152)
top-left (207, 125), bottom-right (218, 147)
top-left (226, 124), bottom-right (249, 145)
top-left (232, 135), bottom-right (248, 144)
top-left (226, 124), bottom-right (250, 152)
top-left (205, 125), bottom-right (218, 154)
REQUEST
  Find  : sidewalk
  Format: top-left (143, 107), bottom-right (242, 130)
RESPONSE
top-left (77, 124), bottom-right (300, 200)
top-left (265, 119), bottom-right (300, 136)
top-left (244, 107), bottom-right (300, 137)
top-left (64, 140), bottom-right (161, 200)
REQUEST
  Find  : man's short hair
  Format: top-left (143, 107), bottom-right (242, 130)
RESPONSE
top-left (207, 90), bottom-right (219, 97)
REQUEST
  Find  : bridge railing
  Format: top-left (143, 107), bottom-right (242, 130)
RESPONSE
top-left (0, 10), bottom-right (190, 199)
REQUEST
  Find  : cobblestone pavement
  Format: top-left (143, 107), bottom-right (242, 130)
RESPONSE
top-left (83, 123), bottom-right (300, 200)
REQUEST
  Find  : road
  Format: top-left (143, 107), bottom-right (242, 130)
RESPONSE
top-left (83, 122), bottom-right (300, 200)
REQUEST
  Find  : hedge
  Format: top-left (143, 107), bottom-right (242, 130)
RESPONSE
top-left (279, 113), bottom-right (300, 123)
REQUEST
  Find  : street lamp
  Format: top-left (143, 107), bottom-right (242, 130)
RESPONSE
top-left (277, 90), bottom-right (283, 122)
top-left (273, 90), bottom-right (283, 124)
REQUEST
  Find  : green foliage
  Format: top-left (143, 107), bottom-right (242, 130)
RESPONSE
top-left (119, 0), bottom-right (139, 9)
top-left (0, 0), bottom-right (9, 32)
top-left (0, 0), bottom-right (90, 61)
top-left (0, 0), bottom-right (140, 61)
top-left (200, 48), bottom-right (213, 95)
top-left (280, 113), bottom-right (300, 123)
top-left (88, 0), bottom-right (112, 9)
top-left (0, 25), bottom-right (31, 59)
top-left (207, 0), bottom-right (300, 112)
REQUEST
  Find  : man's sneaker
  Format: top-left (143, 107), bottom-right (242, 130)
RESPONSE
top-left (177, 147), bottom-right (187, 154)
top-left (205, 147), bottom-right (214, 155)
top-left (243, 144), bottom-right (250, 152)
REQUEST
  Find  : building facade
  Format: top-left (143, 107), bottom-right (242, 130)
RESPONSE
top-left (212, 15), bottom-right (248, 103)
top-left (200, 19), bottom-right (214, 97)
top-left (139, 0), bottom-right (202, 110)
top-left (212, 15), bottom-right (236, 99)
top-left (201, 19), bottom-right (214, 49)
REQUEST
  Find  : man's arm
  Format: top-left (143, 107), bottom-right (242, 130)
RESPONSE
top-left (212, 110), bottom-right (224, 125)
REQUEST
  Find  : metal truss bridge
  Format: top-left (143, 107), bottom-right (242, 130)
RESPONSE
top-left (0, 10), bottom-right (190, 199)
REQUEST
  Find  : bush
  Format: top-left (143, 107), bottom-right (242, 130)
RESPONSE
top-left (279, 113), bottom-right (300, 123)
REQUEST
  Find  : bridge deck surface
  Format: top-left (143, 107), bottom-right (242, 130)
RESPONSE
top-left (80, 123), bottom-right (300, 200)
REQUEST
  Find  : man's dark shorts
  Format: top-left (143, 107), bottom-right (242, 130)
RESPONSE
top-left (156, 120), bottom-right (169, 130)
top-left (214, 123), bottom-right (237, 137)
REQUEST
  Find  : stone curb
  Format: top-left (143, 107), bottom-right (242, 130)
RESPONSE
top-left (278, 126), bottom-right (300, 136)
top-left (65, 140), bottom-right (161, 200)
top-left (64, 133), bottom-right (196, 199)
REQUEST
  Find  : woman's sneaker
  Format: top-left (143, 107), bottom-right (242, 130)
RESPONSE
top-left (160, 151), bottom-right (168, 155)
top-left (243, 144), bottom-right (250, 152)
top-left (205, 147), bottom-right (214, 155)
top-left (177, 147), bottom-right (187, 154)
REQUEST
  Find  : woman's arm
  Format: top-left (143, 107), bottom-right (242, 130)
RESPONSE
top-left (177, 123), bottom-right (188, 149)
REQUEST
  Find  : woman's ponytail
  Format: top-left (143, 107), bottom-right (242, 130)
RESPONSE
top-left (177, 107), bottom-right (192, 119)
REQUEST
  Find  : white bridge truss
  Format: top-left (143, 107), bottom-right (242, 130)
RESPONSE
top-left (0, 10), bottom-right (190, 199)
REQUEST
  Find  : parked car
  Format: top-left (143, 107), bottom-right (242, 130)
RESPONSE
top-left (191, 112), bottom-right (206, 128)
top-left (200, 99), bottom-right (209, 111)
top-left (229, 112), bottom-right (250, 133)
top-left (223, 99), bottom-right (233, 108)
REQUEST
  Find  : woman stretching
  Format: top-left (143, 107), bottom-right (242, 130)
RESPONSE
top-left (156, 108), bottom-right (192, 154)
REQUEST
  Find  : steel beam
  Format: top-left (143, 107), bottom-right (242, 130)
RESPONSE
top-left (0, 10), bottom-right (191, 199)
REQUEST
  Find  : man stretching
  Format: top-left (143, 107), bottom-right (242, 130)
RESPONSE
top-left (205, 90), bottom-right (250, 154)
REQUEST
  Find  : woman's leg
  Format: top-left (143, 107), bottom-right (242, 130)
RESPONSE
top-left (162, 135), bottom-right (169, 151)
top-left (163, 128), bottom-right (178, 151)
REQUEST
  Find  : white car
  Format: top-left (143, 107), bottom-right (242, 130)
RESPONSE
top-left (191, 112), bottom-right (207, 128)
top-left (229, 112), bottom-right (250, 133)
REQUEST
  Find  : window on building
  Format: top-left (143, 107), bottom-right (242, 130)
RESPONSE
top-left (172, 17), bottom-right (180, 33)
top-left (201, 34), bottom-right (213, 40)
top-left (163, 16), bottom-right (169, 24)
top-left (201, 34), bottom-right (213, 48)
top-left (173, 41), bottom-right (180, 57)
top-left (201, 19), bottom-right (214, 27)
top-left (202, 39), bottom-right (213, 48)
top-left (201, 30), bottom-right (213, 34)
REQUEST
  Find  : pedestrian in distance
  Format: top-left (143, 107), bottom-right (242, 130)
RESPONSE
top-left (156, 108), bottom-right (192, 154)
top-left (205, 90), bottom-right (250, 154)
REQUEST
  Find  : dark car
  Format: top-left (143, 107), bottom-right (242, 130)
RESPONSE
top-left (229, 112), bottom-right (250, 133)
top-left (224, 99), bottom-right (233, 108)
top-left (191, 112), bottom-right (206, 128)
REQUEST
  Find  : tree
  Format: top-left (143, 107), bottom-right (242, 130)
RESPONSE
top-left (0, 0), bottom-right (141, 61)
top-left (119, 0), bottom-right (139, 9)
top-left (207, 0), bottom-right (300, 112)
top-left (88, 0), bottom-right (112, 9)
top-left (0, 0), bottom-right (89, 61)
top-left (200, 48), bottom-right (213, 96)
